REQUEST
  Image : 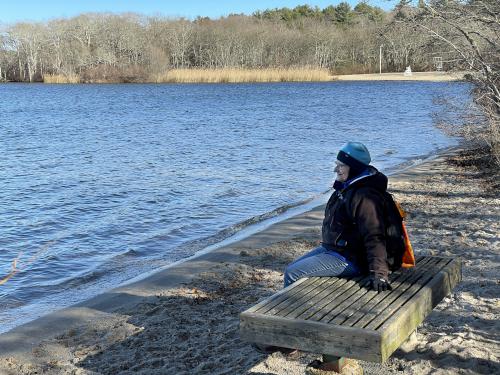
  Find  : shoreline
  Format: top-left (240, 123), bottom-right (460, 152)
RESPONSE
top-left (1, 146), bottom-right (498, 374)
top-left (0, 71), bottom-right (466, 84)
top-left (333, 72), bottom-right (465, 82)
top-left (0, 145), bottom-right (457, 335)
top-left (120, 144), bottom-right (458, 289)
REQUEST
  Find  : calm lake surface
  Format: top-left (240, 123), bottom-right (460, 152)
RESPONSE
top-left (0, 82), bottom-right (470, 332)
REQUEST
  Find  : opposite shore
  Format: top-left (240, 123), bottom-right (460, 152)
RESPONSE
top-left (333, 71), bottom-right (466, 82)
top-left (1, 69), bottom-right (466, 84)
top-left (0, 146), bottom-right (498, 374)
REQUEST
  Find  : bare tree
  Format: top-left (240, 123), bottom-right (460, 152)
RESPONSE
top-left (8, 22), bottom-right (47, 82)
top-left (0, 4), bottom-right (455, 83)
top-left (406, 1), bottom-right (499, 164)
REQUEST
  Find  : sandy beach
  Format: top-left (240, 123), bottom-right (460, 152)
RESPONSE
top-left (333, 72), bottom-right (466, 82)
top-left (0, 147), bottom-right (498, 375)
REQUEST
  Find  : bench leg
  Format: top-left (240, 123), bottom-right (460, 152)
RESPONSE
top-left (305, 355), bottom-right (363, 374)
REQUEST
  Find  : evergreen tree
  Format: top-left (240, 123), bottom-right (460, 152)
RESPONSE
top-left (335, 2), bottom-right (353, 24)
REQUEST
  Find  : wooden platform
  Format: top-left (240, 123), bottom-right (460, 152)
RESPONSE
top-left (240, 256), bottom-right (461, 362)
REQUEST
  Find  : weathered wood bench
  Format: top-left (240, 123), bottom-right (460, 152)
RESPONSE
top-left (240, 255), bottom-right (461, 368)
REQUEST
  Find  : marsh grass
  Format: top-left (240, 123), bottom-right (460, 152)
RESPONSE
top-left (43, 74), bottom-right (81, 83)
top-left (155, 68), bottom-right (332, 83)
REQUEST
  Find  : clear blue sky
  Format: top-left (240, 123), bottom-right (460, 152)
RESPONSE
top-left (1, 1), bottom-right (397, 24)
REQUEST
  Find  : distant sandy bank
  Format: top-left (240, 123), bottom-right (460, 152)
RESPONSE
top-left (333, 71), bottom-right (466, 82)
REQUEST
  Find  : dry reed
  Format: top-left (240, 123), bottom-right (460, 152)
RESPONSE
top-left (155, 68), bottom-right (332, 83)
top-left (43, 74), bottom-right (80, 84)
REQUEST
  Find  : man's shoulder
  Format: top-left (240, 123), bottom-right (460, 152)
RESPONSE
top-left (348, 185), bottom-right (385, 205)
top-left (349, 184), bottom-right (383, 196)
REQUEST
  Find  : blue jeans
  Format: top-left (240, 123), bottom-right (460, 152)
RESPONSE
top-left (284, 245), bottom-right (360, 287)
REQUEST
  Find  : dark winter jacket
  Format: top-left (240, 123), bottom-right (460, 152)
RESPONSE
top-left (321, 167), bottom-right (390, 278)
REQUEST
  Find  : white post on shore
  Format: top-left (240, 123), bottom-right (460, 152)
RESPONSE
top-left (379, 44), bottom-right (383, 74)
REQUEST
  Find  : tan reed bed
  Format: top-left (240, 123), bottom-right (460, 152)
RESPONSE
top-left (43, 74), bottom-right (81, 83)
top-left (155, 68), bottom-right (333, 83)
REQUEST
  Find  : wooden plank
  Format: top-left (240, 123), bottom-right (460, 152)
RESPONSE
top-left (246, 277), bottom-right (310, 313)
top-left (279, 256), bottom-right (430, 322)
top-left (352, 257), bottom-right (449, 328)
top-left (289, 275), bottom-right (366, 320)
top-left (276, 276), bottom-right (343, 318)
top-left (308, 276), bottom-right (368, 322)
top-left (318, 279), bottom-right (372, 323)
top-left (294, 275), bottom-right (368, 320)
top-left (263, 277), bottom-right (330, 316)
top-left (272, 277), bottom-right (338, 317)
top-left (348, 257), bottom-right (443, 327)
top-left (253, 256), bottom-right (430, 316)
top-left (325, 256), bottom-right (432, 325)
top-left (328, 264), bottom-right (422, 325)
top-left (379, 257), bottom-right (462, 361)
top-left (341, 256), bottom-right (439, 327)
top-left (240, 312), bottom-right (383, 362)
top-left (253, 277), bottom-right (315, 314)
top-left (365, 258), bottom-right (453, 330)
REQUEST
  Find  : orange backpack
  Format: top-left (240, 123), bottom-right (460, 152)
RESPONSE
top-left (394, 199), bottom-right (416, 268)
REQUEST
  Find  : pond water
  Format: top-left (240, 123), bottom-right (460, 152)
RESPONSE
top-left (0, 81), bottom-right (470, 332)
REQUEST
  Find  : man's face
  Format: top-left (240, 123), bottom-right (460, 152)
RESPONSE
top-left (334, 161), bottom-right (350, 182)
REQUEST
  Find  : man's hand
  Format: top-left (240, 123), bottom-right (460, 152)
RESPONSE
top-left (367, 275), bottom-right (392, 292)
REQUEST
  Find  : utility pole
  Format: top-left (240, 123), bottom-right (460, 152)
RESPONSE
top-left (379, 45), bottom-right (383, 74)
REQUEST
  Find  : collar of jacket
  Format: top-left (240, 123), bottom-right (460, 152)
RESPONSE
top-left (333, 167), bottom-right (375, 192)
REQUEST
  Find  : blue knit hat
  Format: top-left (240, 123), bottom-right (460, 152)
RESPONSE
top-left (337, 142), bottom-right (371, 171)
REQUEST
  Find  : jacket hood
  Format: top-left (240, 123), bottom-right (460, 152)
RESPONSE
top-left (334, 166), bottom-right (387, 193)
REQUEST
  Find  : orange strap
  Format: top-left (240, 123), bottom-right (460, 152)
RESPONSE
top-left (401, 222), bottom-right (415, 268)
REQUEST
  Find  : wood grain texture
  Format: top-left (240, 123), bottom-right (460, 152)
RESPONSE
top-left (304, 276), bottom-right (366, 321)
top-left (277, 276), bottom-right (343, 318)
top-left (328, 266), bottom-right (416, 325)
top-left (240, 312), bottom-right (383, 362)
top-left (365, 259), bottom-right (452, 330)
top-left (263, 277), bottom-right (329, 316)
top-left (342, 257), bottom-right (438, 327)
top-left (251, 277), bottom-right (311, 314)
top-left (379, 257), bottom-right (462, 361)
top-left (351, 257), bottom-right (449, 328)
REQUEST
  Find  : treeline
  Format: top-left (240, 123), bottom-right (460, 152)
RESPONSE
top-left (0, 2), bottom-right (440, 83)
top-left (252, 2), bottom-right (385, 23)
